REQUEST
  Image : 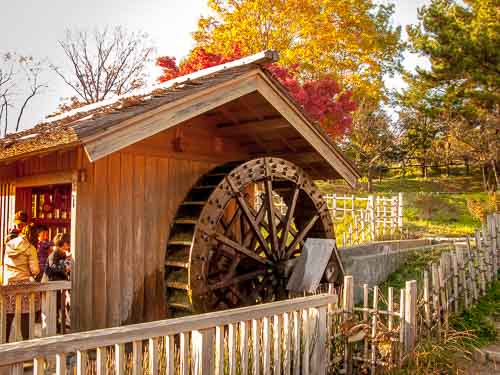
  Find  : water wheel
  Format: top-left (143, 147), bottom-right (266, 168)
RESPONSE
top-left (165, 157), bottom-right (342, 317)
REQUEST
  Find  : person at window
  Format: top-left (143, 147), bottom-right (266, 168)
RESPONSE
top-left (44, 233), bottom-right (71, 281)
top-left (35, 225), bottom-right (52, 281)
top-left (5, 210), bottom-right (28, 243)
top-left (2, 224), bottom-right (40, 341)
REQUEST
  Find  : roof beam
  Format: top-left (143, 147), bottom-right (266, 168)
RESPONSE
top-left (254, 73), bottom-right (359, 187)
top-left (215, 117), bottom-right (289, 137)
top-left (83, 72), bottom-right (260, 162)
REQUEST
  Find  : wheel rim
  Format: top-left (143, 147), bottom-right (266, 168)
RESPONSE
top-left (165, 157), bottom-right (340, 316)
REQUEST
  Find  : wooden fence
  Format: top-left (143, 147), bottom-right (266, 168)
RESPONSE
top-left (0, 281), bottom-right (71, 343)
top-left (0, 213), bottom-right (497, 375)
top-left (0, 294), bottom-right (337, 375)
top-left (326, 193), bottom-right (405, 247)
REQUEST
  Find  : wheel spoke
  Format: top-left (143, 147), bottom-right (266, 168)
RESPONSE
top-left (214, 232), bottom-right (273, 266)
top-left (279, 176), bottom-right (302, 256)
top-left (284, 213), bottom-right (320, 259)
top-left (264, 159), bottom-right (279, 255)
top-left (209, 269), bottom-right (268, 290)
top-left (226, 176), bottom-right (271, 257)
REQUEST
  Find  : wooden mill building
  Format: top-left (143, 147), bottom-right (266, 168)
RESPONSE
top-left (0, 51), bottom-right (359, 332)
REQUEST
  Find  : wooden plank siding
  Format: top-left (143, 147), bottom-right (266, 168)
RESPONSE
top-left (71, 144), bottom-right (219, 330)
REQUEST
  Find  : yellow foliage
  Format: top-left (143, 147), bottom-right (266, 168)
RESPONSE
top-left (193, 0), bottom-right (403, 103)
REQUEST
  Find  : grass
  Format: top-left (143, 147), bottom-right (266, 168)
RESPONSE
top-left (450, 278), bottom-right (500, 346)
top-left (318, 175), bottom-right (498, 238)
top-left (380, 243), bottom-right (500, 374)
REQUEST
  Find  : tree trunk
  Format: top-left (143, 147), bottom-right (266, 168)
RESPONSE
top-left (367, 167), bottom-right (373, 193)
top-left (491, 159), bottom-right (499, 191)
top-left (481, 163), bottom-right (489, 192)
top-left (464, 158), bottom-right (470, 176)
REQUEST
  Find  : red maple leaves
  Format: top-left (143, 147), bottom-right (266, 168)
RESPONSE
top-left (156, 47), bottom-right (356, 138)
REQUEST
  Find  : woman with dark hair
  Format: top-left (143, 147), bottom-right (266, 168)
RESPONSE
top-left (45, 233), bottom-right (71, 281)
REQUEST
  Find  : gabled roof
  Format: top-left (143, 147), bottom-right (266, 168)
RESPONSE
top-left (0, 50), bottom-right (360, 186)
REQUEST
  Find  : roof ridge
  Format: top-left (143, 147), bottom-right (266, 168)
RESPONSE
top-left (20, 50), bottom-right (278, 132)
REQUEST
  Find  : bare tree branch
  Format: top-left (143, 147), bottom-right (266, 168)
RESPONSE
top-left (53, 26), bottom-right (155, 110)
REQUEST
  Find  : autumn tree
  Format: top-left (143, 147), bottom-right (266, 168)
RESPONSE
top-left (0, 53), bottom-right (47, 136)
top-left (344, 104), bottom-right (396, 191)
top-left (157, 47), bottom-right (357, 138)
top-left (405, 0), bottom-right (500, 190)
top-left (52, 26), bottom-right (155, 110)
top-left (192, 0), bottom-right (403, 104)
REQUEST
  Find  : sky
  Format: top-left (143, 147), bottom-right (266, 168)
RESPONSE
top-left (0, 0), bottom-right (430, 133)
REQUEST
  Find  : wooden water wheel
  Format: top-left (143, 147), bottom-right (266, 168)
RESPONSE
top-left (165, 157), bottom-right (342, 317)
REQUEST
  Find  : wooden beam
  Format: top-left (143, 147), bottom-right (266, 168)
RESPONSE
top-left (215, 118), bottom-right (289, 137)
top-left (255, 73), bottom-right (359, 187)
top-left (13, 171), bottom-right (73, 188)
top-left (83, 71), bottom-right (260, 162)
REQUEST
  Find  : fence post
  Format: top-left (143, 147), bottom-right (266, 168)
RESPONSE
top-left (343, 276), bottom-right (354, 375)
top-left (333, 193), bottom-right (337, 219)
top-left (192, 328), bottom-right (215, 375)
top-left (398, 193), bottom-right (404, 230)
top-left (404, 280), bottom-right (417, 355)
top-left (368, 196), bottom-right (376, 241)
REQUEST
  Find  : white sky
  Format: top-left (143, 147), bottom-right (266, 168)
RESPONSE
top-left (0, 0), bottom-right (429, 133)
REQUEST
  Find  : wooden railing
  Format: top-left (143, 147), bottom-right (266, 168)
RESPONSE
top-left (0, 281), bottom-right (71, 343)
top-left (0, 293), bottom-right (336, 375)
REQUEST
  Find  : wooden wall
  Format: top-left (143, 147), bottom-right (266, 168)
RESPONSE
top-left (72, 144), bottom-right (226, 330)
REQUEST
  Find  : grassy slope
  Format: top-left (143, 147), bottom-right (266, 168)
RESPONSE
top-left (318, 174), bottom-right (495, 237)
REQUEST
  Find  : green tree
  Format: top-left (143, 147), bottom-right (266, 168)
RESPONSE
top-left (406, 0), bottom-right (500, 190)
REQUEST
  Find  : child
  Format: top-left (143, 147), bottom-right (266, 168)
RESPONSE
top-left (44, 233), bottom-right (71, 281)
top-left (35, 225), bottom-right (52, 281)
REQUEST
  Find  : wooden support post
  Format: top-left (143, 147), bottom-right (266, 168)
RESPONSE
top-left (423, 271), bottom-right (431, 333)
top-left (28, 293), bottom-right (35, 339)
top-left (388, 287), bottom-right (394, 366)
top-left (451, 251), bottom-right (459, 313)
top-left (399, 289), bottom-right (405, 366)
top-left (363, 284), bottom-right (369, 366)
top-left (361, 210), bottom-right (366, 242)
top-left (431, 263), bottom-right (441, 338)
top-left (252, 320), bottom-right (260, 375)
top-left (0, 295), bottom-right (5, 344)
top-left (215, 326), bottom-right (225, 375)
top-left (263, 317), bottom-right (271, 374)
top-left (34, 357), bottom-right (45, 375)
top-left (76, 351), bottom-right (87, 375)
top-left (148, 338), bottom-right (158, 375)
top-left (132, 340), bottom-right (143, 375)
top-left (438, 258), bottom-right (449, 334)
top-left (115, 343), bottom-right (126, 375)
top-left (192, 328), bottom-right (215, 375)
top-left (283, 312), bottom-right (291, 375)
top-left (302, 309), bottom-right (310, 375)
top-left (333, 193), bottom-right (337, 219)
top-left (398, 193), bottom-right (404, 230)
top-left (311, 307), bottom-right (328, 375)
top-left (96, 347), bottom-right (106, 375)
top-left (41, 290), bottom-right (57, 337)
top-left (228, 324), bottom-right (237, 375)
top-left (456, 248), bottom-right (469, 310)
top-left (240, 322), bottom-right (248, 375)
top-left (371, 286), bottom-right (379, 374)
top-left (56, 353), bottom-right (66, 375)
top-left (293, 311), bottom-right (301, 375)
top-left (343, 276), bottom-right (354, 375)
top-left (180, 332), bottom-right (190, 375)
top-left (404, 281), bottom-right (417, 354)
